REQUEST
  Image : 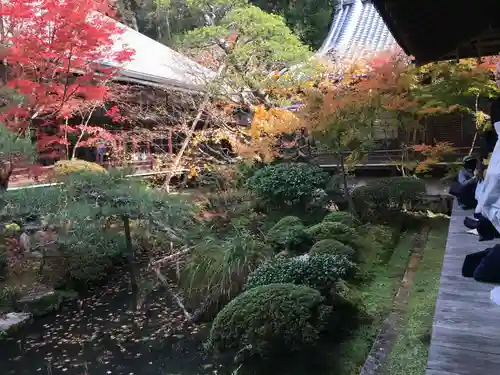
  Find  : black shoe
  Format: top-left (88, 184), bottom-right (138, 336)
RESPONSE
top-left (479, 235), bottom-right (495, 242)
top-left (477, 218), bottom-right (500, 241)
top-left (464, 217), bottom-right (479, 230)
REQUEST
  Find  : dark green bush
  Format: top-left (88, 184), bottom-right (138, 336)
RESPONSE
top-left (247, 163), bottom-right (329, 207)
top-left (200, 189), bottom-right (264, 235)
top-left (246, 253), bottom-right (355, 291)
top-left (207, 283), bottom-right (333, 358)
top-left (0, 250), bottom-right (8, 281)
top-left (309, 239), bottom-right (355, 259)
top-left (323, 211), bottom-right (359, 227)
top-left (271, 216), bottom-right (302, 228)
top-left (352, 177), bottom-right (426, 222)
top-left (58, 222), bottom-right (124, 286)
top-left (267, 216), bottom-right (310, 251)
top-left (235, 161), bottom-right (264, 187)
top-left (0, 286), bottom-right (20, 313)
top-left (305, 222), bottom-right (360, 250)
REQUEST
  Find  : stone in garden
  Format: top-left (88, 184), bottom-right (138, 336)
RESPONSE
top-left (0, 312), bottom-right (32, 333)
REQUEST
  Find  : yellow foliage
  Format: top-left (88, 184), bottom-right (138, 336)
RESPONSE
top-left (53, 159), bottom-right (107, 178)
top-left (245, 105), bottom-right (302, 162)
top-left (250, 105), bottom-right (301, 137)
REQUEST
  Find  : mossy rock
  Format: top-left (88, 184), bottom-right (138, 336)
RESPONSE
top-left (18, 290), bottom-right (78, 318)
top-left (53, 159), bottom-right (107, 179)
top-left (309, 239), bottom-right (355, 259)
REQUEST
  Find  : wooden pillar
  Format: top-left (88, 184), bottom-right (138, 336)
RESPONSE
top-left (147, 141), bottom-right (153, 167)
top-left (168, 129), bottom-right (173, 154)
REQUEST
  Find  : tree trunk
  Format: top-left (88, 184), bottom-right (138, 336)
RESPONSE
top-left (122, 214), bottom-right (139, 311)
top-left (0, 160), bottom-right (13, 192)
top-left (469, 93), bottom-right (481, 156)
top-left (339, 153), bottom-right (355, 214)
top-left (162, 64), bottom-right (226, 192)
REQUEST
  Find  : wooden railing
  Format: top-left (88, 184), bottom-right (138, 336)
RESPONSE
top-left (314, 146), bottom-right (478, 167)
top-left (6, 147), bottom-right (479, 189)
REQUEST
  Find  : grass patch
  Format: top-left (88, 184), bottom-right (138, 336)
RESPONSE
top-left (384, 217), bottom-right (449, 375)
top-left (333, 229), bottom-right (419, 375)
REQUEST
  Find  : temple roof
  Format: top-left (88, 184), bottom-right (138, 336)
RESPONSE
top-left (104, 16), bottom-right (215, 92)
top-left (317, 0), bottom-right (400, 62)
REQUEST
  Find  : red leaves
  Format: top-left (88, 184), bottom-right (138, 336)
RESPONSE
top-left (1, 0), bottom-right (135, 154)
top-left (105, 105), bottom-right (124, 123)
top-left (413, 142), bottom-right (455, 173)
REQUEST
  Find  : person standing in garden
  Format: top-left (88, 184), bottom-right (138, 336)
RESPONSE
top-left (96, 139), bottom-right (107, 164)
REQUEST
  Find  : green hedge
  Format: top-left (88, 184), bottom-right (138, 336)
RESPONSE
top-left (305, 222), bottom-right (361, 249)
top-left (247, 162), bottom-right (329, 207)
top-left (323, 211), bottom-right (359, 227)
top-left (309, 239), bottom-right (356, 259)
top-left (246, 254), bottom-right (355, 291)
top-left (208, 283), bottom-right (333, 358)
top-left (352, 177), bottom-right (425, 222)
top-left (267, 216), bottom-right (310, 251)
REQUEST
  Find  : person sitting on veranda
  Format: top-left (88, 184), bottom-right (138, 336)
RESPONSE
top-left (463, 94), bottom-right (500, 240)
top-left (450, 155), bottom-right (478, 209)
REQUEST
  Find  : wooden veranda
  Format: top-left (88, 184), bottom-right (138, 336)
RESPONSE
top-left (426, 201), bottom-right (500, 374)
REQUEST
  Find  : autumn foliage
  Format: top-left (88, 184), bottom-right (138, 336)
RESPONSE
top-left (0, 0), bottom-right (135, 158)
top-left (247, 105), bottom-right (301, 161)
top-left (413, 142), bottom-right (455, 173)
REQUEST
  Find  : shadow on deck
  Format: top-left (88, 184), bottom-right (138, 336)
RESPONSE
top-left (426, 201), bottom-right (500, 375)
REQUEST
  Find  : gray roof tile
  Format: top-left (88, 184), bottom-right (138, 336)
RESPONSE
top-left (104, 16), bottom-right (215, 91)
top-left (317, 0), bottom-right (400, 61)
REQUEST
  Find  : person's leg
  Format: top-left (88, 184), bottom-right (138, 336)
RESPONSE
top-left (458, 182), bottom-right (478, 209)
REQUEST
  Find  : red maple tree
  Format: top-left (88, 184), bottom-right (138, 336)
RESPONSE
top-left (0, 0), bottom-right (135, 160)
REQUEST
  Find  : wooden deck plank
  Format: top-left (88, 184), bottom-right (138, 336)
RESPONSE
top-left (425, 201), bottom-right (500, 375)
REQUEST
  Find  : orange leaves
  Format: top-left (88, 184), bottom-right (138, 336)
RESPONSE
top-left (246, 105), bottom-right (302, 162)
top-left (413, 142), bottom-right (455, 173)
top-left (250, 105), bottom-right (301, 137)
top-left (413, 141), bottom-right (454, 155)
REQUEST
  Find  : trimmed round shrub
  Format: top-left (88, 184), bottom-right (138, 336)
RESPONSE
top-left (309, 239), bottom-right (355, 259)
top-left (271, 216), bottom-right (302, 229)
top-left (53, 159), bottom-right (106, 179)
top-left (352, 177), bottom-right (425, 222)
top-left (267, 216), bottom-right (310, 250)
top-left (246, 253), bottom-right (355, 291)
top-left (208, 283), bottom-right (333, 357)
top-left (247, 162), bottom-right (329, 207)
top-left (323, 211), bottom-right (359, 227)
top-left (305, 222), bottom-right (360, 249)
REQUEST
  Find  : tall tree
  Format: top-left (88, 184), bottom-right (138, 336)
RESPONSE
top-left (177, 4), bottom-right (312, 100)
top-left (0, 0), bottom-right (134, 161)
top-left (249, 0), bottom-right (336, 49)
top-left (157, 4), bottom-right (313, 190)
top-left (414, 57), bottom-right (500, 153)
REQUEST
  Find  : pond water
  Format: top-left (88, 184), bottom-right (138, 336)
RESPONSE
top-left (0, 281), bottom-right (222, 375)
top-left (0, 278), bottom-right (335, 375)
